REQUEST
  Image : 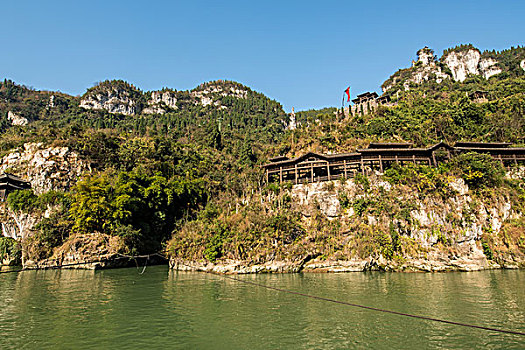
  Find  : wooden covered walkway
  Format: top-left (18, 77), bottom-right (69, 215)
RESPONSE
top-left (263, 142), bottom-right (525, 184)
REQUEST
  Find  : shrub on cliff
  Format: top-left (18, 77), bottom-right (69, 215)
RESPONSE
top-left (69, 171), bottom-right (207, 252)
top-left (450, 152), bottom-right (505, 189)
top-left (7, 189), bottom-right (39, 212)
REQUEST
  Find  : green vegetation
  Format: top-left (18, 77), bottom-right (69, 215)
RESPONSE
top-left (1, 44), bottom-right (525, 268)
top-left (449, 152), bottom-right (505, 189)
top-left (69, 171), bottom-right (206, 252)
top-left (0, 237), bottom-right (21, 264)
top-left (0, 78), bottom-right (288, 260)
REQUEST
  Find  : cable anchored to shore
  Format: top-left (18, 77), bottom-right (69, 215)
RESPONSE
top-left (217, 274), bottom-right (525, 337)
top-left (0, 252), bottom-right (168, 274)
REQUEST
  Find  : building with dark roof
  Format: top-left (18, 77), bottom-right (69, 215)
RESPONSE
top-left (263, 142), bottom-right (525, 184)
top-left (0, 174), bottom-right (31, 201)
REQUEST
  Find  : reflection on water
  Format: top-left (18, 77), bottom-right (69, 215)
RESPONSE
top-left (0, 268), bottom-right (523, 349)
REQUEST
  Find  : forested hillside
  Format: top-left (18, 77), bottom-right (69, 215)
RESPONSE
top-left (0, 79), bottom-right (287, 261)
top-left (1, 44), bottom-right (524, 271)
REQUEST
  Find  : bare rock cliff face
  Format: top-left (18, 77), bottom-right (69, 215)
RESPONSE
top-left (191, 84), bottom-right (248, 107)
top-left (383, 47), bottom-right (449, 92)
top-left (442, 49), bottom-right (481, 82)
top-left (479, 57), bottom-right (502, 79)
top-left (405, 48), bottom-right (449, 89)
top-left (7, 111), bottom-right (28, 126)
top-left (289, 176), bottom-right (523, 271)
top-left (80, 89), bottom-right (136, 115)
top-left (442, 49), bottom-right (503, 82)
top-left (383, 46), bottom-right (515, 93)
top-left (0, 143), bottom-right (90, 194)
top-left (0, 143), bottom-right (90, 242)
top-left (143, 91), bottom-right (178, 114)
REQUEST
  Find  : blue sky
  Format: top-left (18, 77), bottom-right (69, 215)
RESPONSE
top-left (1, 0), bottom-right (523, 112)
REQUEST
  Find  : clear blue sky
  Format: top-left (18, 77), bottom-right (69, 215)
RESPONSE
top-left (1, 0), bottom-right (523, 112)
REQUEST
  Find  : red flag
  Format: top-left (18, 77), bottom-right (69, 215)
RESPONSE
top-left (344, 87), bottom-right (351, 102)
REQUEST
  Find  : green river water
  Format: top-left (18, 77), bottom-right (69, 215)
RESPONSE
top-left (0, 266), bottom-right (523, 349)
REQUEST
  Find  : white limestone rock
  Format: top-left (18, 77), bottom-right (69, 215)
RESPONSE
top-left (383, 47), bottom-right (449, 92)
top-left (479, 57), bottom-right (502, 79)
top-left (521, 59), bottom-right (525, 71)
top-left (80, 89), bottom-right (136, 115)
top-left (7, 111), bottom-right (28, 126)
top-left (416, 47), bottom-right (435, 66)
top-left (0, 143), bottom-right (90, 194)
top-left (47, 95), bottom-right (55, 109)
top-left (191, 83), bottom-right (249, 107)
top-left (443, 49), bottom-right (481, 82)
top-left (143, 91), bottom-right (178, 114)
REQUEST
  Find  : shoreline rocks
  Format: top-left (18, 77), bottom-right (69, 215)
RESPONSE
top-left (169, 256), bottom-right (522, 274)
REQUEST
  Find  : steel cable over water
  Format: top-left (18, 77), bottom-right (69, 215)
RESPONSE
top-left (2, 255), bottom-right (524, 337)
top-left (215, 273), bottom-right (525, 337)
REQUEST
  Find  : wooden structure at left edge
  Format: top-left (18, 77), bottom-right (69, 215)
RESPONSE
top-left (263, 142), bottom-right (525, 184)
top-left (0, 173), bottom-right (31, 201)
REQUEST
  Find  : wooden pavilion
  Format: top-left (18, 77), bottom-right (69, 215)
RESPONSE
top-left (263, 142), bottom-right (525, 184)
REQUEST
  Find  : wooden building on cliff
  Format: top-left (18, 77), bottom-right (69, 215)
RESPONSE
top-left (263, 142), bottom-right (525, 184)
top-left (0, 173), bottom-right (31, 201)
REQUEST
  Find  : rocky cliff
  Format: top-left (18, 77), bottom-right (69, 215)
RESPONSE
top-left (442, 49), bottom-right (502, 82)
top-left (191, 80), bottom-right (249, 108)
top-left (170, 171), bottom-right (525, 273)
top-left (0, 143), bottom-right (90, 242)
top-left (0, 143), bottom-right (90, 194)
top-left (7, 111), bottom-right (28, 126)
top-left (79, 80), bottom-right (139, 116)
top-left (382, 45), bottom-right (524, 93)
top-left (143, 90), bottom-right (178, 114)
top-left (78, 79), bottom-right (254, 116)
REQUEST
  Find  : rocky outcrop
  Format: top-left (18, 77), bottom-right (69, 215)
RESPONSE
top-left (479, 57), bottom-right (502, 79)
top-left (80, 85), bottom-right (137, 115)
top-left (442, 49), bottom-right (502, 82)
top-left (143, 90), bottom-right (178, 114)
top-left (382, 45), bottom-right (521, 92)
top-left (442, 49), bottom-right (481, 82)
top-left (0, 143), bottom-right (90, 194)
top-left (0, 143), bottom-right (90, 242)
top-left (170, 253), bottom-right (502, 273)
top-left (24, 233), bottom-right (129, 270)
top-left (171, 172), bottom-right (524, 274)
top-left (291, 182), bottom-right (344, 217)
top-left (402, 48), bottom-right (449, 90)
top-left (191, 82), bottom-right (249, 107)
top-left (7, 111), bottom-right (28, 126)
top-left (383, 47), bottom-right (449, 92)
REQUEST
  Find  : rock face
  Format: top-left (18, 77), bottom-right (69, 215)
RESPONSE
top-left (173, 173), bottom-right (524, 274)
top-left (442, 49), bottom-right (481, 82)
top-left (416, 47), bottom-right (435, 66)
top-left (7, 111), bottom-right (28, 126)
top-left (408, 48), bottom-right (449, 88)
top-left (143, 90), bottom-right (178, 114)
top-left (80, 87), bottom-right (136, 115)
top-left (0, 143), bottom-right (90, 194)
top-left (383, 47), bottom-right (449, 92)
top-left (382, 45), bottom-right (522, 93)
top-left (191, 82), bottom-right (249, 107)
top-left (24, 233), bottom-right (129, 270)
top-left (479, 57), bottom-right (502, 79)
top-left (442, 49), bottom-right (502, 82)
top-left (0, 143), bottom-right (90, 252)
